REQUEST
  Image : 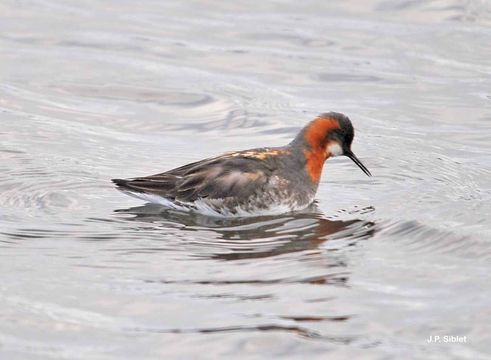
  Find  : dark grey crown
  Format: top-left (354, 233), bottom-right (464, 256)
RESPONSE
top-left (290, 112), bottom-right (354, 149)
top-left (320, 112), bottom-right (354, 149)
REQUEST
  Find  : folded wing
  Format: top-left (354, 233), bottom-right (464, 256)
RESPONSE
top-left (112, 151), bottom-right (275, 203)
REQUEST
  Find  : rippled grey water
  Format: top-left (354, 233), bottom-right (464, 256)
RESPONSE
top-left (1, 1), bottom-right (491, 359)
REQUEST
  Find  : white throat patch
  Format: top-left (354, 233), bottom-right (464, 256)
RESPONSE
top-left (327, 142), bottom-right (343, 157)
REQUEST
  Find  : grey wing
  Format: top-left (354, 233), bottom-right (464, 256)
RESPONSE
top-left (112, 154), bottom-right (274, 203)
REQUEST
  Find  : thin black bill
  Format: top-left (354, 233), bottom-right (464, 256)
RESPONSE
top-left (346, 151), bottom-right (372, 177)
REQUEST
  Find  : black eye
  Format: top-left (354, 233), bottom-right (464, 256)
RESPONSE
top-left (346, 133), bottom-right (353, 145)
top-left (327, 129), bottom-right (342, 142)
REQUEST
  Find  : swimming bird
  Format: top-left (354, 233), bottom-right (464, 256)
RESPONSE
top-left (112, 112), bottom-right (371, 217)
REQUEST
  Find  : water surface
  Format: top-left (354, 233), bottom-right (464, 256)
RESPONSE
top-left (1, 0), bottom-right (491, 359)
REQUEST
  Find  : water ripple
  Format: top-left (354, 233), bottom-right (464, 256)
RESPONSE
top-left (113, 203), bottom-right (376, 261)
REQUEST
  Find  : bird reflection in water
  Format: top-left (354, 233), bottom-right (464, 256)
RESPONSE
top-left (113, 204), bottom-right (376, 339)
top-left (114, 203), bottom-right (376, 262)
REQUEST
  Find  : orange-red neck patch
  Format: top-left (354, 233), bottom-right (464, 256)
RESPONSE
top-left (303, 117), bottom-right (340, 182)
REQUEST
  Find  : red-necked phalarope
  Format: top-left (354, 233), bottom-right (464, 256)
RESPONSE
top-left (112, 112), bottom-right (371, 217)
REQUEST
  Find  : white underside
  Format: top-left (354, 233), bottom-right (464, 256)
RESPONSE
top-left (122, 191), bottom-right (308, 218)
